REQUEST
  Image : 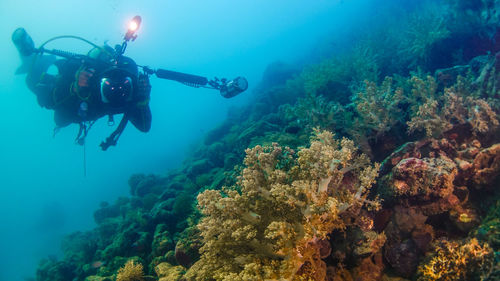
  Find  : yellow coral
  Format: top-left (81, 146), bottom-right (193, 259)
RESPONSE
top-left (186, 130), bottom-right (380, 281)
top-left (116, 260), bottom-right (144, 281)
top-left (417, 238), bottom-right (494, 281)
top-left (155, 262), bottom-right (185, 281)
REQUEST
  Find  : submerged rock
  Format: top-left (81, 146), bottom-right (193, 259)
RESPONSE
top-left (36, 258), bottom-right (76, 281)
top-left (385, 239), bottom-right (419, 277)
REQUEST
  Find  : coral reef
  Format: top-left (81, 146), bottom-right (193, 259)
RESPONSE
top-left (32, 2), bottom-right (500, 281)
top-left (376, 94), bottom-right (500, 277)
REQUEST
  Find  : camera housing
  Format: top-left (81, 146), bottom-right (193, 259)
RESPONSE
top-left (220, 77), bottom-right (248, 98)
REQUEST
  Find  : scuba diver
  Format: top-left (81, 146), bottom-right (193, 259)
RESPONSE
top-left (12, 30), bottom-right (151, 150)
top-left (12, 16), bottom-right (248, 151)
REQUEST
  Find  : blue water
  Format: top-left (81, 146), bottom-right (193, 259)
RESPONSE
top-left (0, 0), bottom-right (369, 280)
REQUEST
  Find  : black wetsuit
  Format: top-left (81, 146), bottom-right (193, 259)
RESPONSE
top-left (25, 56), bottom-right (151, 132)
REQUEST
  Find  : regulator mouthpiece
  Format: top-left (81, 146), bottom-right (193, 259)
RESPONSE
top-left (124, 15), bottom-right (141, 42)
top-left (220, 76), bottom-right (248, 98)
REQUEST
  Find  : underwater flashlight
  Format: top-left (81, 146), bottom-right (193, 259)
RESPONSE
top-left (124, 15), bottom-right (141, 42)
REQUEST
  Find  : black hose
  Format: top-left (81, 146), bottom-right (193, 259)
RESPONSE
top-left (39, 35), bottom-right (100, 50)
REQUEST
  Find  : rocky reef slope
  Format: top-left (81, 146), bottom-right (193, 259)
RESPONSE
top-left (35, 1), bottom-right (500, 280)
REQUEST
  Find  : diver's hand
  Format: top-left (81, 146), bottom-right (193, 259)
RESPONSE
top-left (77, 68), bottom-right (95, 88)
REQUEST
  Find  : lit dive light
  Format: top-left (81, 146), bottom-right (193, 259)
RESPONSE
top-left (124, 15), bottom-right (141, 42)
top-left (129, 20), bottom-right (138, 32)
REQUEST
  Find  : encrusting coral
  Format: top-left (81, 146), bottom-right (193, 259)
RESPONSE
top-left (185, 129), bottom-right (380, 281)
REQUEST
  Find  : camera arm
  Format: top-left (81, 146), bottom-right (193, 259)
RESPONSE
top-left (142, 66), bottom-right (248, 98)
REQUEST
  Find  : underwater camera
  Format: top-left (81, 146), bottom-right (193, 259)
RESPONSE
top-left (218, 77), bottom-right (249, 98)
top-left (222, 76), bottom-right (248, 98)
